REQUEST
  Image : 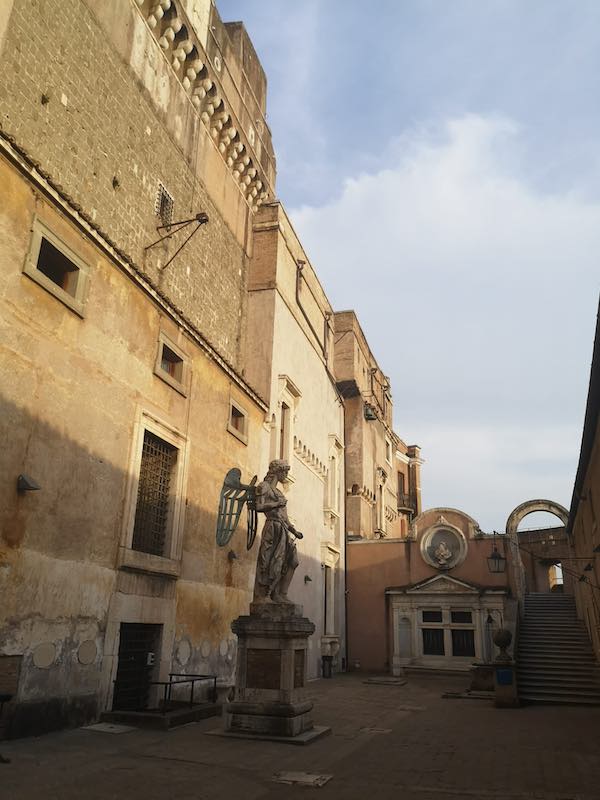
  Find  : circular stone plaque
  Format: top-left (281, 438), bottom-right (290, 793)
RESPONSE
top-left (200, 640), bottom-right (211, 659)
top-left (32, 642), bottom-right (56, 669)
top-left (176, 639), bottom-right (192, 666)
top-left (420, 526), bottom-right (467, 570)
top-left (77, 640), bottom-right (97, 666)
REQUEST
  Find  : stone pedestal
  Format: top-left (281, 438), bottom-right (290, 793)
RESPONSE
top-left (223, 603), bottom-right (329, 742)
top-left (493, 660), bottom-right (520, 708)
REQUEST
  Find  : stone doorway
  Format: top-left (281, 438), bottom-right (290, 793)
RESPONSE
top-left (112, 623), bottom-right (162, 711)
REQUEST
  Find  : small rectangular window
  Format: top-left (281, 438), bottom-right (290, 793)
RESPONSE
top-left (154, 334), bottom-right (188, 395)
top-left (228, 400), bottom-right (248, 444)
top-left (422, 610), bottom-right (442, 623)
top-left (451, 610), bottom-right (472, 624)
top-left (37, 238), bottom-right (80, 296)
top-left (422, 628), bottom-right (444, 655)
top-left (23, 220), bottom-right (88, 316)
top-left (279, 402), bottom-right (290, 459)
top-left (132, 431), bottom-right (178, 556)
top-left (155, 183), bottom-right (174, 227)
top-left (160, 344), bottom-right (183, 382)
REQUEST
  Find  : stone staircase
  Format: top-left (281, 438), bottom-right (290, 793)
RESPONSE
top-left (517, 593), bottom-right (600, 705)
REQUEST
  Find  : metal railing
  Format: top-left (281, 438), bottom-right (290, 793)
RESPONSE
top-left (150, 673), bottom-right (217, 714)
top-left (397, 493), bottom-right (417, 512)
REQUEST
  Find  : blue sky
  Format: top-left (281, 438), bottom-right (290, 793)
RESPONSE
top-left (219, 0), bottom-right (600, 531)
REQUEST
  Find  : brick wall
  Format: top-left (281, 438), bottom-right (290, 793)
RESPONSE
top-left (0, 0), bottom-right (254, 369)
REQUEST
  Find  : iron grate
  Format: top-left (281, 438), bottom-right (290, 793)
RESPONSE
top-left (155, 183), bottom-right (174, 227)
top-left (132, 431), bottom-right (177, 556)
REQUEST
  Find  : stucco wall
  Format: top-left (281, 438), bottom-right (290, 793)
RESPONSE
top-left (0, 152), bottom-right (266, 735)
top-left (347, 508), bottom-right (511, 672)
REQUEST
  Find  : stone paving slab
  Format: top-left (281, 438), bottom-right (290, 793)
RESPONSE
top-left (1, 673), bottom-right (599, 800)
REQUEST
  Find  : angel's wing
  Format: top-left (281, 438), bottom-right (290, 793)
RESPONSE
top-left (215, 468), bottom-right (257, 548)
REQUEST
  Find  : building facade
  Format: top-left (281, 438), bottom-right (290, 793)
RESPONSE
top-left (245, 202), bottom-right (346, 678)
top-left (347, 505), bottom-right (512, 673)
top-left (333, 310), bottom-right (422, 541)
top-left (568, 299), bottom-right (600, 662)
top-left (0, 0), bottom-right (280, 736)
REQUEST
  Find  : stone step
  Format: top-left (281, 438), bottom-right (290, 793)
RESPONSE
top-left (519, 693), bottom-right (600, 706)
top-left (520, 647), bottom-right (593, 653)
top-left (517, 674), bottom-right (600, 688)
top-left (517, 680), bottom-right (600, 700)
top-left (521, 627), bottom-right (588, 641)
top-left (518, 661), bottom-right (597, 671)
top-left (518, 658), bottom-right (598, 668)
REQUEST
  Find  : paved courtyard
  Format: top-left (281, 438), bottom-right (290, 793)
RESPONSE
top-left (2, 673), bottom-right (599, 800)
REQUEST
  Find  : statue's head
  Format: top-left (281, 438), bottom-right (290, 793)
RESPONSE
top-left (266, 459), bottom-right (290, 481)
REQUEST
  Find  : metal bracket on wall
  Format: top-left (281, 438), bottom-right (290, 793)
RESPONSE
top-left (145, 212), bottom-right (209, 271)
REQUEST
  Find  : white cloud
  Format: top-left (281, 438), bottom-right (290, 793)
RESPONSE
top-left (290, 114), bottom-right (600, 529)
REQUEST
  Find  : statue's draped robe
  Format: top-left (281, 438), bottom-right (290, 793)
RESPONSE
top-left (254, 482), bottom-right (298, 596)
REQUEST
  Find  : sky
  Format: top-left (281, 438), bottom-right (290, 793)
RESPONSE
top-left (219, 0), bottom-right (600, 531)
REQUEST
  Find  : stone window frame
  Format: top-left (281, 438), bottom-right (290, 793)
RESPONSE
top-left (23, 218), bottom-right (89, 317)
top-left (320, 543), bottom-right (341, 636)
top-left (385, 436), bottom-right (393, 466)
top-left (154, 331), bottom-right (190, 396)
top-left (324, 434), bottom-right (344, 522)
top-left (276, 375), bottom-right (302, 482)
top-left (118, 409), bottom-right (189, 579)
top-left (227, 397), bottom-right (249, 445)
top-left (418, 606), bottom-right (477, 660)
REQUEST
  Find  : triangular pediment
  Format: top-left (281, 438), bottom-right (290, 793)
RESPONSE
top-left (406, 575), bottom-right (480, 595)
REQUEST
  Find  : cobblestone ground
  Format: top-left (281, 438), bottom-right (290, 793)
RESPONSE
top-left (2, 673), bottom-right (599, 800)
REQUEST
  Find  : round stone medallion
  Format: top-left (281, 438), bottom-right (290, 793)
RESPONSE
top-left (176, 639), bottom-right (192, 666)
top-left (421, 526), bottom-right (467, 570)
top-left (77, 640), bottom-right (97, 666)
top-left (32, 642), bottom-right (56, 669)
top-left (200, 640), bottom-right (211, 659)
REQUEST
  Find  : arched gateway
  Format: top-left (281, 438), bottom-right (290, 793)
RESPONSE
top-left (504, 500), bottom-right (569, 603)
top-left (505, 499), bottom-right (569, 535)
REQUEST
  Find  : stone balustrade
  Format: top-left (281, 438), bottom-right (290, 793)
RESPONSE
top-left (135, 0), bottom-right (271, 212)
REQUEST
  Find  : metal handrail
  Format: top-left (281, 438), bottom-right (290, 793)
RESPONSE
top-left (149, 673), bottom-right (217, 714)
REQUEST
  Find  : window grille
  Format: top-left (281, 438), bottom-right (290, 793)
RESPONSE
top-left (132, 431), bottom-right (177, 556)
top-left (155, 183), bottom-right (174, 227)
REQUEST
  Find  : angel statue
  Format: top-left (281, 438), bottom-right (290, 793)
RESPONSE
top-left (215, 459), bottom-right (303, 604)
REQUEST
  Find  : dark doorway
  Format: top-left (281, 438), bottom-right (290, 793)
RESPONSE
top-left (112, 623), bottom-right (162, 711)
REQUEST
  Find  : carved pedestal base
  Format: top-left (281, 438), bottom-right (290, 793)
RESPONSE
top-left (222, 603), bottom-right (330, 743)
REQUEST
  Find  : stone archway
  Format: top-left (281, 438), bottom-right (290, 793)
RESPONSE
top-left (505, 499), bottom-right (569, 536)
top-left (505, 500), bottom-right (569, 606)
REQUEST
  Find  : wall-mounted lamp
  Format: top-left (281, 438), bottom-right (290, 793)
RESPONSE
top-left (304, 575), bottom-right (312, 584)
top-left (227, 550), bottom-right (238, 562)
top-left (584, 563), bottom-right (593, 572)
top-left (17, 474), bottom-right (41, 493)
top-left (486, 531), bottom-right (507, 573)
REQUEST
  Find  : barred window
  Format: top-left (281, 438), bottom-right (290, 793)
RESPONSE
top-left (132, 431), bottom-right (178, 556)
top-left (155, 183), bottom-right (174, 227)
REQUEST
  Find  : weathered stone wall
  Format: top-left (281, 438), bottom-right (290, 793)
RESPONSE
top-left (0, 0), bottom-right (274, 370)
top-left (0, 151), bottom-right (266, 736)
